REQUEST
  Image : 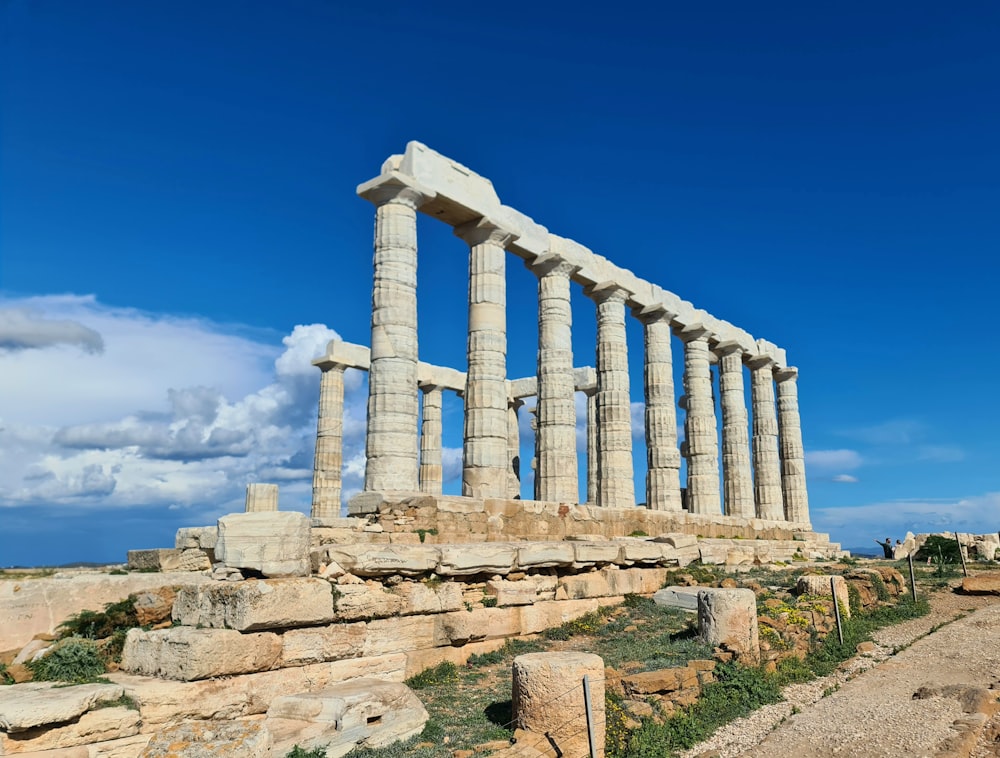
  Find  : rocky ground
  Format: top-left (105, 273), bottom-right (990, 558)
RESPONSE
top-left (681, 577), bottom-right (1000, 758)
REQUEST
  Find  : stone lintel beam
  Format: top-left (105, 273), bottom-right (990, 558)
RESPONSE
top-left (677, 323), bottom-right (715, 343)
top-left (633, 302), bottom-right (678, 324)
top-left (314, 340), bottom-right (465, 395)
top-left (745, 353), bottom-right (776, 370)
top-left (714, 339), bottom-right (744, 357)
top-left (508, 366), bottom-right (598, 400)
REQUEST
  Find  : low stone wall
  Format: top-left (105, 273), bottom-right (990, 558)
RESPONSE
top-left (346, 493), bottom-right (840, 546)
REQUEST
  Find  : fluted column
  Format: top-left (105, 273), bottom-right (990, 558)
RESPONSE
top-left (358, 177), bottom-right (434, 493)
top-left (587, 284), bottom-right (635, 508)
top-left (586, 390), bottom-right (598, 504)
top-left (528, 255), bottom-right (579, 503)
top-left (748, 355), bottom-right (784, 520)
top-left (716, 343), bottom-right (755, 519)
top-left (507, 397), bottom-right (523, 499)
top-left (419, 386), bottom-right (443, 495)
top-left (679, 326), bottom-right (720, 515)
top-left (775, 367), bottom-right (810, 525)
top-left (311, 360), bottom-right (347, 518)
top-left (455, 218), bottom-right (517, 499)
top-left (636, 307), bottom-right (682, 511)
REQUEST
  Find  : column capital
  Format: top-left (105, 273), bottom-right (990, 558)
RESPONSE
top-left (312, 358), bottom-right (350, 372)
top-left (584, 281), bottom-right (633, 304)
top-left (714, 340), bottom-right (745, 358)
top-left (677, 323), bottom-right (714, 343)
top-left (357, 172), bottom-right (436, 209)
top-left (418, 382), bottom-right (445, 393)
top-left (454, 216), bottom-right (519, 247)
top-left (632, 302), bottom-right (678, 325)
top-left (774, 366), bottom-right (799, 382)
top-left (746, 354), bottom-right (776, 370)
top-left (524, 252), bottom-right (580, 278)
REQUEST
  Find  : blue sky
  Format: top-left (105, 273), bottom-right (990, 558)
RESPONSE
top-left (2, 0), bottom-right (999, 565)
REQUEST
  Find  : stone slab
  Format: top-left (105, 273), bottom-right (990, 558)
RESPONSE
top-left (0, 682), bottom-right (124, 732)
top-left (324, 544), bottom-right (440, 577)
top-left (126, 549), bottom-right (210, 573)
top-left (172, 578), bottom-right (335, 631)
top-left (653, 586), bottom-right (701, 611)
top-left (216, 511), bottom-right (311, 578)
top-left (0, 707), bottom-right (140, 754)
top-left (121, 627), bottom-right (282, 681)
top-left (138, 719), bottom-right (270, 757)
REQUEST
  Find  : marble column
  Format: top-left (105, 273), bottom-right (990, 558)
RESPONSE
top-left (775, 367), bottom-right (810, 525)
top-left (246, 483), bottom-right (278, 513)
top-left (508, 397), bottom-right (523, 499)
top-left (358, 177), bottom-right (433, 493)
top-left (311, 360), bottom-right (347, 518)
top-left (528, 255), bottom-right (579, 503)
top-left (586, 390), bottom-right (598, 504)
top-left (419, 386), bottom-right (443, 495)
top-left (680, 326), bottom-right (720, 515)
top-left (748, 355), bottom-right (784, 520)
top-left (637, 307), bottom-right (682, 511)
top-left (587, 284), bottom-right (635, 509)
top-left (716, 343), bottom-right (755, 519)
top-left (455, 218), bottom-right (516, 499)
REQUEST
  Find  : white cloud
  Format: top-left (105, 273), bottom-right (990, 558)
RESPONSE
top-left (831, 474), bottom-right (859, 483)
top-left (0, 294), bottom-right (346, 517)
top-left (838, 419), bottom-right (923, 445)
top-left (805, 449), bottom-right (863, 471)
top-left (0, 307), bottom-right (104, 354)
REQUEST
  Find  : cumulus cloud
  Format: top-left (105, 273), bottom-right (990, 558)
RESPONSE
top-left (0, 307), bottom-right (104, 354)
top-left (0, 294), bottom-right (346, 518)
top-left (805, 449), bottom-right (863, 472)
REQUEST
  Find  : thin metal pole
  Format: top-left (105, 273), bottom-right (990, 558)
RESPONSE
top-left (583, 674), bottom-right (597, 758)
top-left (955, 531), bottom-right (969, 577)
top-left (908, 551), bottom-right (917, 602)
top-left (831, 576), bottom-right (844, 645)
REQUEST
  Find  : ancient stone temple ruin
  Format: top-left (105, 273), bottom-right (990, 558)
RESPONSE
top-left (311, 141), bottom-right (813, 542)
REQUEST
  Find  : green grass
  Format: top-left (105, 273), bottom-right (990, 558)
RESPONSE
top-left (28, 638), bottom-right (108, 684)
top-left (0, 663), bottom-right (13, 685)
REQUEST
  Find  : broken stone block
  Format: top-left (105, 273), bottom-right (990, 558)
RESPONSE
top-left (127, 548), bottom-right (211, 572)
top-left (121, 627), bottom-right (281, 681)
top-left (216, 511), bottom-right (311, 578)
top-left (0, 682), bottom-right (125, 732)
top-left (570, 541), bottom-right (621, 567)
top-left (0, 706), bottom-right (140, 754)
top-left (280, 623), bottom-right (367, 667)
top-left (324, 544), bottom-right (440, 577)
top-left (174, 525), bottom-right (218, 551)
top-left (795, 574), bottom-right (852, 618)
top-left (266, 679), bottom-right (428, 757)
top-left (654, 533), bottom-right (698, 549)
top-left (698, 588), bottom-right (760, 665)
top-left (172, 578), bottom-right (335, 631)
top-left (138, 719), bottom-right (271, 757)
top-left (437, 544), bottom-right (516, 576)
top-left (516, 542), bottom-right (574, 569)
top-left (616, 540), bottom-right (663, 564)
top-left (653, 586), bottom-right (701, 611)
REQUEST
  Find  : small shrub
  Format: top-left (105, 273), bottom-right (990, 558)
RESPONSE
top-left (630, 530), bottom-right (649, 537)
top-left (59, 597), bottom-right (140, 642)
top-left (28, 639), bottom-right (107, 683)
top-left (0, 663), bottom-right (13, 685)
top-left (915, 535), bottom-right (962, 564)
top-left (482, 596), bottom-right (497, 608)
top-left (406, 661), bottom-right (459, 690)
top-left (869, 572), bottom-right (891, 603)
top-left (286, 747), bottom-right (327, 758)
top-left (94, 693), bottom-right (139, 711)
top-left (415, 528), bottom-right (438, 543)
top-left (108, 568), bottom-right (128, 575)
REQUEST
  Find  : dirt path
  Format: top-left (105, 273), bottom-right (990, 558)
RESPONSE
top-left (682, 583), bottom-right (1000, 758)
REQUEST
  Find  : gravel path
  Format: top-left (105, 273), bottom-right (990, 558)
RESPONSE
top-left (680, 584), bottom-right (1000, 758)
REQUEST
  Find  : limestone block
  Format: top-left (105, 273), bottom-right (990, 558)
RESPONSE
top-left (653, 586), bottom-right (701, 611)
top-left (324, 544), bottom-right (440, 577)
top-left (132, 588), bottom-right (176, 627)
top-left (437, 544), bottom-right (516, 576)
top-left (961, 576), bottom-right (1000, 595)
top-left (655, 533), bottom-right (698, 549)
top-left (138, 719), bottom-right (271, 757)
top-left (512, 652), bottom-right (605, 758)
top-left (333, 582), bottom-right (405, 621)
top-left (121, 627), bottom-right (281, 681)
top-left (172, 578), bottom-right (335, 631)
top-left (516, 542), bottom-right (575, 569)
top-left (126, 548), bottom-right (211, 572)
top-left (605, 567), bottom-right (668, 596)
top-left (440, 607), bottom-right (521, 645)
top-left (622, 666), bottom-right (699, 695)
top-left (0, 682), bottom-right (125, 731)
top-left (0, 707), bottom-right (140, 754)
top-left (571, 541), bottom-right (622, 567)
top-left (559, 572), bottom-right (612, 600)
top-left (266, 679), bottom-right (428, 757)
top-left (519, 599), bottom-right (603, 635)
top-left (216, 511), bottom-right (311, 577)
top-left (698, 588), bottom-right (759, 665)
top-left (486, 576), bottom-right (557, 606)
top-left (795, 575), bottom-right (851, 618)
top-left (11, 638), bottom-right (51, 666)
top-left (364, 616), bottom-right (444, 656)
top-left (281, 622), bottom-right (367, 667)
top-left (616, 540), bottom-right (664, 565)
top-left (112, 655), bottom-right (406, 729)
top-left (391, 580), bottom-right (464, 615)
top-left (174, 526), bottom-right (218, 551)
top-left (699, 543), bottom-right (730, 565)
